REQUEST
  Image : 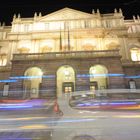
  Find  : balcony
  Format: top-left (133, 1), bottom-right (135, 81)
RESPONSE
top-left (122, 59), bottom-right (140, 66)
top-left (13, 50), bottom-right (120, 61)
top-left (0, 65), bottom-right (11, 72)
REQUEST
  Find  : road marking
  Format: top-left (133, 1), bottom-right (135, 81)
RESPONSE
top-left (0, 116), bottom-right (47, 121)
top-left (20, 124), bottom-right (48, 129)
top-left (78, 111), bottom-right (98, 114)
top-left (114, 115), bottom-right (140, 118)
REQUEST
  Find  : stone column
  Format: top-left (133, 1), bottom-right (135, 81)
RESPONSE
top-left (123, 37), bottom-right (129, 60)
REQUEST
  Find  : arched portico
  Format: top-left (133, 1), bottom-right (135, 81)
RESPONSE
top-left (57, 65), bottom-right (75, 96)
top-left (23, 67), bottom-right (43, 98)
top-left (89, 65), bottom-right (108, 90)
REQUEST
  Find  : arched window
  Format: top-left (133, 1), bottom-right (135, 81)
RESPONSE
top-left (17, 47), bottom-right (30, 53)
top-left (61, 45), bottom-right (73, 52)
top-left (130, 47), bottom-right (140, 61)
top-left (40, 46), bottom-right (52, 53)
top-left (0, 46), bottom-right (7, 66)
top-left (0, 53), bottom-right (7, 66)
top-left (82, 44), bottom-right (96, 51)
top-left (18, 40), bottom-right (31, 53)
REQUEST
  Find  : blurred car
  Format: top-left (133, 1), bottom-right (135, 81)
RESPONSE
top-left (69, 94), bottom-right (140, 110)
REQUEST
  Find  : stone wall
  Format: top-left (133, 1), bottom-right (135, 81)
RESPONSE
top-left (0, 70), bottom-right (11, 97)
top-left (9, 56), bottom-right (125, 98)
top-left (123, 65), bottom-right (140, 88)
top-left (0, 71), bottom-right (10, 90)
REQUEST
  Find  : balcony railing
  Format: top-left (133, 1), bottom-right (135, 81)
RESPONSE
top-left (0, 65), bottom-right (11, 71)
top-left (13, 50), bottom-right (120, 61)
top-left (122, 59), bottom-right (140, 66)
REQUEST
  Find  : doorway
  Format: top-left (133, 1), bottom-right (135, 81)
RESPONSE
top-left (62, 82), bottom-right (74, 93)
top-left (89, 65), bottom-right (108, 90)
top-left (24, 67), bottom-right (43, 98)
top-left (90, 81), bottom-right (98, 91)
top-left (57, 65), bottom-right (75, 96)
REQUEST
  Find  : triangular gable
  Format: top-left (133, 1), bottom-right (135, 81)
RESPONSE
top-left (40, 7), bottom-right (93, 21)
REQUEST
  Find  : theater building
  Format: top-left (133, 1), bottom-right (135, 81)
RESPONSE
top-left (0, 7), bottom-right (140, 98)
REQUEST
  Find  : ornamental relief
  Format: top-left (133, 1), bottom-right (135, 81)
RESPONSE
top-left (40, 8), bottom-right (92, 21)
top-left (82, 44), bottom-right (96, 51)
top-left (105, 42), bottom-right (120, 50)
top-left (127, 39), bottom-right (140, 48)
top-left (40, 46), bottom-right (52, 53)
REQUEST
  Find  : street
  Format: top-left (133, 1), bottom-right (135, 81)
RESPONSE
top-left (0, 97), bottom-right (140, 140)
top-left (0, 99), bottom-right (58, 139)
top-left (52, 95), bottom-right (140, 140)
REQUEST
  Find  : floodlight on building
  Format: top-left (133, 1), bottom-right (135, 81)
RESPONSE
top-left (64, 69), bottom-right (70, 76)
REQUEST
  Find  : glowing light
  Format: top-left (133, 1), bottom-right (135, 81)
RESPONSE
top-left (64, 69), bottom-right (70, 76)
top-left (49, 22), bottom-right (62, 30)
top-left (0, 79), bottom-right (17, 83)
top-left (77, 101), bottom-right (137, 107)
top-left (43, 75), bottom-right (55, 78)
top-left (130, 48), bottom-right (140, 61)
top-left (40, 40), bottom-right (54, 52)
top-left (0, 99), bottom-right (47, 110)
top-left (38, 71), bottom-right (43, 75)
top-left (8, 73), bottom-right (140, 81)
top-left (34, 22), bottom-right (45, 30)
top-left (116, 115), bottom-right (140, 118)
top-left (125, 75), bottom-right (140, 79)
top-left (52, 118), bottom-right (95, 123)
top-left (18, 40), bottom-right (31, 53)
top-left (91, 69), bottom-right (96, 74)
top-left (0, 105), bottom-right (33, 109)
top-left (77, 73), bottom-right (125, 78)
top-left (109, 102), bottom-right (137, 105)
top-left (83, 39), bottom-right (97, 46)
top-left (10, 75), bottom-right (55, 80)
top-left (10, 76), bottom-right (42, 79)
top-left (81, 94), bottom-right (87, 97)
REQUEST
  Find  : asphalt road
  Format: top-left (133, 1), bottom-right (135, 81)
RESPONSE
top-left (0, 98), bottom-right (140, 140)
top-left (52, 95), bottom-right (140, 140)
top-left (0, 99), bottom-right (59, 139)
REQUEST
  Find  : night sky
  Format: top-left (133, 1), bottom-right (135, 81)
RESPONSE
top-left (0, 0), bottom-right (140, 25)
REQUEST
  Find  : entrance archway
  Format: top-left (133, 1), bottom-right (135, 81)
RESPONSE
top-left (57, 65), bottom-right (75, 96)
top-left (89, 65), bottom-right (108, 90)
top-left (24, 67), bottom-right (43, 98)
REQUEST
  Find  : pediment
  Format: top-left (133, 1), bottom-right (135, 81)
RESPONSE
top-left (40, 7), bottom-right (93, 21)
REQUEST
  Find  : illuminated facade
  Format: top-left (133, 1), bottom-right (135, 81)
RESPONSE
top-left (0, 7), bottom-right (140, 98)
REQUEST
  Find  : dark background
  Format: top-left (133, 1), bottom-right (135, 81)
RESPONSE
top-left (0, 0), bottom-right (140, 25)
